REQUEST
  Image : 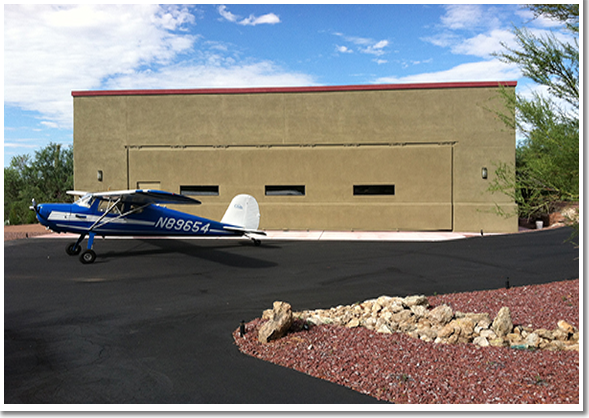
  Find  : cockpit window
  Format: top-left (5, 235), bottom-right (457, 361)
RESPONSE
top-left (98, 200), bottom-right (124, 214)
top-left (74, 194), bottom-right (94, 208)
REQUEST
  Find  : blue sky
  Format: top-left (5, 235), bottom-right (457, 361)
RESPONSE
top-left (4, 3), bottom-right (574, 167)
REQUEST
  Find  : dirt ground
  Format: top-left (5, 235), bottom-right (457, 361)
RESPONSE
top-left (4, 223), bottom-right (55, 241)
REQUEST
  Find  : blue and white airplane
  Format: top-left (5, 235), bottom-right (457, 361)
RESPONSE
top-left (30, 189), bottom-right (266, 264)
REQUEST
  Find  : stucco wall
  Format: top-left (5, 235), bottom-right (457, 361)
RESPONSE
top-left (72, 82), bottom-right (517, 232)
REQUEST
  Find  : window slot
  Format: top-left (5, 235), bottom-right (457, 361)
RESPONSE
top-left (353, 185), bottom-right (395, 196)
top-left (180, 185), bottom-right (219, 196)
top-left (265, 185), bottom-right (305, 196)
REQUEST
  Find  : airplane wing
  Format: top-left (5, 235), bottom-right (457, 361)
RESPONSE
top-left (68, 189), bottom-right (202, 205)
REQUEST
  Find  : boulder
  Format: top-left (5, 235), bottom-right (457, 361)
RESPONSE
top-left (258, 301), bottom-right (293, 343)
top-left (479, 329), bottom-right (497, 340)
top-left (557, 320), bottom-right (575, 335)
top-left (417, 325), bottom-right (438, 342)
top-left (491, 307), bottom-right (513, 337)
top-left (410, 305), bottom-right (428, 319)
top-left (346, 318), bottom-right (361, 328)
top-left (403, 295), bottom-right (429, 307)
top-left (455, 318), bottom-right (475, 342)
top-left (473, 336), bottom-right (489, 347)
top-left (524, 332), bottom-right (540, 349)
top-left (427, 304), bottom-right (453, 326)
top-left (437, 320), bottom-right (460, 339)
top-left (291, 295), bottom-right (578, 352)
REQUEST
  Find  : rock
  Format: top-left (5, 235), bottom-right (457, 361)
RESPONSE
top-left (403, 295), bottom-right (428, 307)
top-left (552, 329), bottom-right (570, 341)
top-left (473, 336), bottom-right (489, 347)
top-left (410, 305), bottom-right (428, 319)
top-left (491, 307), bottom-right (513, 337)
top-left (427, 304), bottom-right (453, 326)
top-left (489, 337), bottom-right (508, 347)
top-left (417, 325), bottom-right (438, 342)
top-left (455, 318), bottom-right (475, 339)
top-left (346, 318), bottom-right (361, 328)
top-left (438, 320), bottom-right (459, 339)
top-left (534, 328), bottom-right (553, 340)
top-left (389, 302), bottom-right (405, 313)
top-left (363, 317), bottom-right (377, 329)
top-left (392, 309), bottom-right (413, 324)
top-left (545, 340), bottom-right (565, 351)
top-left (291, 293), bottom-right (578, 352)
top-left (557, 320), bottom-right (575, 335)
top-left (376, 323), bottom-right (392, 334)
top-left (524, 332), bottom-right (540, 349)
top-left (262, 308), bottom-right (274, 320)
top-left (480, 329), bottom-right (497, 339)
top-left (464, 312), bottom-right (492, 329)
top-left (258, 301), bottom-right (293, 343)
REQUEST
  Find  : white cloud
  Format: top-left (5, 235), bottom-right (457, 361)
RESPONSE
top-left (217, 5), bottom-right (239, 23)
top-left (5, 4), bottom-right (301, 132)
top-left (361, 40), bottom-right (389, 56)
top-left (103, 61), bottom-right (316, 91)
top-left (440, 4), bottom-right (485, 30)
top-left (424, 6), bottom-right (521, 59)
top-left (4, 142), bottom-right (40, 149)
top-left (373, 59), bottom-right (521, 85)
top-left (218, 5), bottom-right (280, 26)
top-left (439, 4), bottom-right (502, 31)
top-left (450, 29), bottom-right (517, 57)
top-left (336, 45), bottom-right (353, 54)
top-left (514, 7), bottom-right (569, 29)
top-left (333, 32), bottom-right (390, 57)
top-left (5, 4), bottom-right (197, 129)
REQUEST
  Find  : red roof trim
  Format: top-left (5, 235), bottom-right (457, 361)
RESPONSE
top-left (72, 81), bottom-right (517, 97)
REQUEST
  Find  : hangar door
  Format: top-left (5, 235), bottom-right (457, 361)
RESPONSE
top-left (128, 144), bottom-right (453, 231)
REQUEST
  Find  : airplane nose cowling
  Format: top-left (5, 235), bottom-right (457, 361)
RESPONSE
top-left (36, 204), bottom-right (51, 224)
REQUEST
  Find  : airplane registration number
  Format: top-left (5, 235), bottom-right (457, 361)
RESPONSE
top-left (155, 217), bottom-right (210, 233)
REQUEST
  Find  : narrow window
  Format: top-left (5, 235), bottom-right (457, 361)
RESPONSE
top-left (180, 185), bottom-right (219, 196)
top-left (265, 185), bottom-right (305, 196)
top-left (353, 185), bottom-right (395, 196)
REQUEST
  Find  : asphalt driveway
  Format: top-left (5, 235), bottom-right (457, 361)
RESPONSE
top-left (4, 228), bottom-right (579, 405)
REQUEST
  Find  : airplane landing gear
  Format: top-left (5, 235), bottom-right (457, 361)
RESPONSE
top-left (66, 233), bottom-right (98, 264)
top-left (80, 249), bottom-right (97, 264)
top-left (66, 242), bottom-right (82, 256)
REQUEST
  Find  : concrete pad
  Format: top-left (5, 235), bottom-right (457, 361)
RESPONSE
top-left (33, 229), bottom-right (499, 242)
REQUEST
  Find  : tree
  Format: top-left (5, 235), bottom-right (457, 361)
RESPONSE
top-left (489, 4), bottom-right (579, 236)
top-left (4, 143), bottom-right (74, 225)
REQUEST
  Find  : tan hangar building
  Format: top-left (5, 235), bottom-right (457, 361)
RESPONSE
top-left (71, 81), bottom-right (518, 233)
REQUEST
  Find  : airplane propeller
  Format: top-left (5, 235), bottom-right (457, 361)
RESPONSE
top-left (29, 198), bottom-right (38, 213)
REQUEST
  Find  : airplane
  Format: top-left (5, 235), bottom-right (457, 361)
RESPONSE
top-left (30, 189), bottom-right (266, 264)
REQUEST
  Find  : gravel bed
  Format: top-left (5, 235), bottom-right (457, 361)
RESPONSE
top-left (233, 279), bottom-right (579, 404)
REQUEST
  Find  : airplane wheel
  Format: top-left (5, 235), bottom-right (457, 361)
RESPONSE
top-left (253, 239), bottom-right (261, 246)
top-left (66, 243), bottom-right (82, 256)
top-left (80, 250), bottom-right (96, 264)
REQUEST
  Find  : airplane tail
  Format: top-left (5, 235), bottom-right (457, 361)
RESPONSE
top-left (221, 194), bottom-right (262, 232)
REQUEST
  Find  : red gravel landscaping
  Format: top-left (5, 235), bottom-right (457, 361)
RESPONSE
top-left (233, 279), bottom-right (580, 404)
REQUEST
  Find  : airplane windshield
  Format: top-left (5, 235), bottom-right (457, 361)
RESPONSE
top-left (74, 194), bottom-right (94, 208)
